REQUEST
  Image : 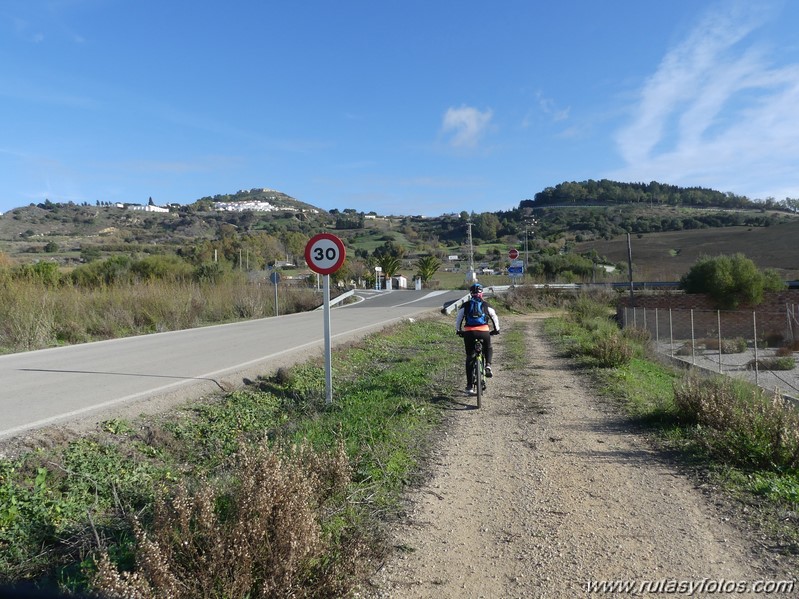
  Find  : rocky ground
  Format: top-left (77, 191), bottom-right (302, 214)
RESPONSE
top-left (361, 314), bottom-right (797, 598)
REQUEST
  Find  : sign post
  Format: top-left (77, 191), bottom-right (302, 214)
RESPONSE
top-left (508, 258), bottom-right (524, 284)
top-left (304, 233), bottom-right (347, 404)
top-left (269, 270), bottom-right (281, 316)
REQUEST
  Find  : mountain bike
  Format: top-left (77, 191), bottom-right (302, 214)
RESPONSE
top-left (471, 338), bottom-right (486, 409)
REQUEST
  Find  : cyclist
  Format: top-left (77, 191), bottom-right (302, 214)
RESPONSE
top-left (455, 283), bottom-right (500, 395)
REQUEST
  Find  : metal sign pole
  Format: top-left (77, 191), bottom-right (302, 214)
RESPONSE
top-left (304, 232), bottom-right (346, 406)
top-left (323, 273), bottom-right (333, 404)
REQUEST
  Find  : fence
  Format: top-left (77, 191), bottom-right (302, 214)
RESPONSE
top-left (619, 305), bottom-right (799, 399)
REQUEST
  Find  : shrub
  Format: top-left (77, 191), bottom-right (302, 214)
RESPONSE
top-left (567, 293), bottom-right (614, 325)
top-left (679, 253), bottom-right (786, 309)
top-left (12, 261), bottom-right (62, 286)
top-left (130, 255), bottom-right (193, 283)
top-left (621, 326), bottom-right (651, 345)
top-left (71, 256), bottom-right (134, 288)
top-left (702, 337), bottom-right (747, 354)
top-left (673, 374), bottom-right (799, 470)
top-left (747, 356), bottom-right (797, 371)
top-left (588, 333), bottom-right (634, 368)
top-left (93, 441), bottom-right (358, 598)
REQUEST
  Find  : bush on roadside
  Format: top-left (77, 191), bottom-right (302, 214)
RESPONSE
top-left (673, 373), bottom-right (799, 470)
top-left (568, 293), bottom-right (615, 325)
top-left (621, 326), bottom-right (651, 346)
top-left (587, 332), bottom-right (634, 368)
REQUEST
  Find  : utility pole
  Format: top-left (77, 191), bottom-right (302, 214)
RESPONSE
top-left (524, 218), bottom-right (537, 275)
top-left (465, 221), bottom-right (477, 285)
top-left (627, 232), bottom-right (635, 305)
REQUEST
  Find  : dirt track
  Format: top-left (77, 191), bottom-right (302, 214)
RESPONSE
top-left (363, 314), bottom-right (797, 598)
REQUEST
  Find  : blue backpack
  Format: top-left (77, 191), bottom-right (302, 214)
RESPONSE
top-left (465, 297), bottom-right (488, 326)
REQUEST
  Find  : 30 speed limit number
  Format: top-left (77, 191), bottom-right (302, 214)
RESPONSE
top-left (304, 233), bottom-right (347, 275)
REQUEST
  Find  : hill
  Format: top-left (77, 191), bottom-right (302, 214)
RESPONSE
top-left (1, 180), bottom-right (797, 282)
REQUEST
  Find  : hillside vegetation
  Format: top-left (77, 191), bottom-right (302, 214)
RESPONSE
top-left (1, 180), bottom-right (798, 283)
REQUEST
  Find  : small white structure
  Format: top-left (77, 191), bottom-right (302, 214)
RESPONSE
top-left (392, 275), bottom-right (408, 289)
top-left (128, 204), bottom-right (169, 213)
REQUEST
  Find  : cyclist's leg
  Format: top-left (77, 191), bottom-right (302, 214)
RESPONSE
top-left (476, 330), bottom-right (492, 379)
top-left (463, 332), bottom-right (477, 389)
top-left (481, 331), bottom-right (493, 365)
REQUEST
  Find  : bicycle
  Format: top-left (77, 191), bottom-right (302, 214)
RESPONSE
top-left (470, 338), bottom-right (487, 409)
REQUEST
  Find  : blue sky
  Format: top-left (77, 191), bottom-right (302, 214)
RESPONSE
top-left (2, 0), bottom-right (799, 216)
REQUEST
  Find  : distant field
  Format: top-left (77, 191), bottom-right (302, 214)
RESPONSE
top-left (574, 220), bottom-right (799, 281)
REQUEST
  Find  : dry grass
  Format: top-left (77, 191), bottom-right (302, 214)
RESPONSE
top-left (93, 441), bottom-right (363, 598)
top-left (0, 279), bottom-right (321, 353)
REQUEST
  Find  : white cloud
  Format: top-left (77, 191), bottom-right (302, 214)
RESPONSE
top-left (441, 105), bottom-right (493, 149)
top-left (610, 2), bottom-right (799, 198)
top-left (537, 92), bottom-right (570, 122)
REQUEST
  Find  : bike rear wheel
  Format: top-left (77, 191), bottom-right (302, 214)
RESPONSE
top-left (475, 355), bottom-right (482, 409)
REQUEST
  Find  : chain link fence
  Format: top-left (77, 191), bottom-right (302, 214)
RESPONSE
top-left (619, 305), bottom-right (799, 400)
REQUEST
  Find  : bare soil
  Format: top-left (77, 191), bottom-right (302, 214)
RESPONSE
top-left (361, 314), bottom-right (797, 598)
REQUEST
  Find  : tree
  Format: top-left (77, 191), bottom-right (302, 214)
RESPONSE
top-left (680, 253), bottom-right (785, 309)
top-left (373, 240), bottom-right (405, 260)
top-left (415, 255), bottom-right (442, 286)
top-left (377, 254), bottom-right (401, 278)
top-left (473, 212), bottom-right (500, 242)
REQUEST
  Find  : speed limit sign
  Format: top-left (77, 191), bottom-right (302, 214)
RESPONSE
top-left (305, 233), bottom-right (347, 275)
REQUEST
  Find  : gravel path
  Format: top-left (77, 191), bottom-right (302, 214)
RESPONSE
top-left (363, 314), bottom-right (797, 598)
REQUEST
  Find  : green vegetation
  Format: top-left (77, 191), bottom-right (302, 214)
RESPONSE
top-left (5, 179), bottom-right (799, 293)
top-left (544, 295), bottom-right (799, 549)
top-left (680, 253), bottom-right (786, 309)
top-left (414, 255), bottom-right (442, 286)
top-left (747, 356), bottom-right (797, 371)
top-left (528, 179), bottom-right (788, 211)
top-left (0, 318), bottom-right (462, 596)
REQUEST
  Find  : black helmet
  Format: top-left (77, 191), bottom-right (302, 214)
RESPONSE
top-left (469, 283), bottom-right (483, 295)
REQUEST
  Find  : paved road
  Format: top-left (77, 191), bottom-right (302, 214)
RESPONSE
top-left (0, 289), bottom-right (465, 439)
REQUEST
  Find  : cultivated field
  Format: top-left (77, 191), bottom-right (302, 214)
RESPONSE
top-left (574, 220), bottom-right (799, 281)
